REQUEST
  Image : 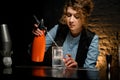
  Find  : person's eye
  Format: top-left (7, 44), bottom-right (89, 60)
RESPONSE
top-left (74, 15), bottom-right (80, 19)
top-left (66, 13), bottom-right (71, 17)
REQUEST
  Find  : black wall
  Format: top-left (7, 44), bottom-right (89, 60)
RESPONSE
top-left (0, 0), bottom-right (65, 66)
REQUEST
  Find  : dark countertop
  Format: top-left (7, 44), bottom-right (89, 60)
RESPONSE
top-left (0, 65), bottom-right (119, 80)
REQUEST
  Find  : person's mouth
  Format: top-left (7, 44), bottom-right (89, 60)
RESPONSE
top-left (69, 24), bottom-right (75, 28)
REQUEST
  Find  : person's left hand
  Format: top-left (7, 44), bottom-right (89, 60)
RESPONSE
top-left (63, 54), bottom-right (78, 68)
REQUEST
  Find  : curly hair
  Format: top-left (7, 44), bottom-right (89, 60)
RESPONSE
top-left (59, 0), bottom-right (94, 27)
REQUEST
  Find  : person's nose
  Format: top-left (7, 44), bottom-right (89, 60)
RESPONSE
top-left (69, 15), bottom-right (74, 22)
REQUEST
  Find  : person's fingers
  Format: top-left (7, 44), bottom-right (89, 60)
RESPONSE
top-left (34, 24), bottom-right (39, 28)
top-left (63, 58), bottom-right (65, 62)
top-left (32, 28), bottom-right (44, 36)
top-left (65, 58), bottom-right (73, 66)
top-left (33, 24), bottom-right (39, 31)
top-left (66, 54), bottom-right (71, 58)
top-left (67, 61), bottom-right (78, 68)
top-left (64, 54), bottom-right (72, 62)
top-left (64, 54), bottom-right (78, 68)
top-left (32, 30), bottom-right (39, 36)
top-left (64, 57), bottom-right (78, 68)
top-left (66, 60), bottom-right (73, 66)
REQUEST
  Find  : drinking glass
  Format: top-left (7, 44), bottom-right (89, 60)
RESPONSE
top-left (52, 46), bottom-right (64, 68)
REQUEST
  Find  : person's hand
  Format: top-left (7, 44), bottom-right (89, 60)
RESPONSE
top-left (63, 54), bottom-right (78, 68)
top-left (32, 24), bottom-right (45, 36)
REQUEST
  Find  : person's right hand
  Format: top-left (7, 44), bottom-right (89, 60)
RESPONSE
top-left (32, 24), bottom-right (45, 36)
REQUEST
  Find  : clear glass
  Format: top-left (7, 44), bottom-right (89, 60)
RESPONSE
top-left (52, 46), bottom-right (64, 68)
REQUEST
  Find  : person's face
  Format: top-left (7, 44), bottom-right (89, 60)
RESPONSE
top-left (65, 7), bottom-right (84, 33)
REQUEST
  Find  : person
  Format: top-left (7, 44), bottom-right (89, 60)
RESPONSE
top-left (32, 0), bottom-right (99, 68)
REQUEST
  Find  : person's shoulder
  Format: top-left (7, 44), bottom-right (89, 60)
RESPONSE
top-left (84, 28), bottom-right (99, 39)
top-left (87, 29), bottom-right (99, 37)
top-left (53, 24), bottom-right (59, 28)
top-left (84, 28), bottom-right (95, 35)
top-left (87, 29), bottom-right (99, 40)
top-left (49, 24), bottom-right (59, 30)
top-left (50, 23), bottom-right (66, 31)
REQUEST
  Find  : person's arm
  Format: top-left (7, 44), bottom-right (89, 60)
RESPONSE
top-left (83, 35), bottom-right (99, 68)
top-left (45, 24), bottom-right (59, 51)
top-left (28, 24), bottom-right (59, 54)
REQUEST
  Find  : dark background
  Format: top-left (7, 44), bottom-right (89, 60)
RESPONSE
top-left (0, 0), bottom-right (120, 66)
top-left (0, 0), bottom-right (65, 66)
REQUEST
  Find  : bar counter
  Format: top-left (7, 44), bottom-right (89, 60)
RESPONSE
top-left (0, 65), bottom-right (119, 80)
